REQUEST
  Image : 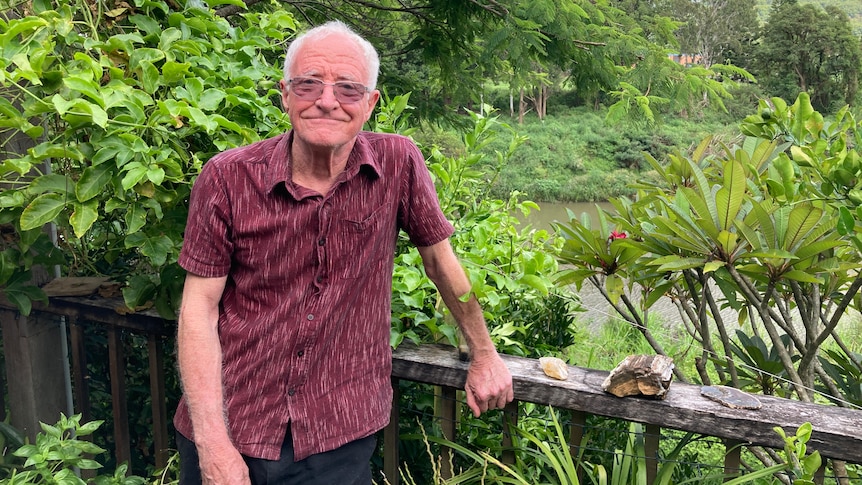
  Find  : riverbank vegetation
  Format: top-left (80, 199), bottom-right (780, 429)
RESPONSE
top-left (415, 105), bottom-right (744, 203)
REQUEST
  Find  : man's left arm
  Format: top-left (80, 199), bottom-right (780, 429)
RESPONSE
top-left (417, 239), bottom-right (514, 417)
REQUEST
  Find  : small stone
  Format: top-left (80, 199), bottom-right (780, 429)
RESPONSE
top-left (539, 357), bottom-right (569, 380)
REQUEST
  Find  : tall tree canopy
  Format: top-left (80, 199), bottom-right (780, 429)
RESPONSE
top-left (671, 0), bottom-right (760, 69)
top-left (754, 0), bottom-right (861, 112)
top-left (221, 0), bottom-right (741, 121)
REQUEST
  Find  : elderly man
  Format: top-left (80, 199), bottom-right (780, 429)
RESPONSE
top-left (174, 20), bottom-right (513, 485)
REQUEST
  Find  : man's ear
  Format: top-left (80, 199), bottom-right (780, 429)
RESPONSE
top-left (279, 79), bottom-right (290, 112)
top-left (364, 90), bottom-right (381, 121)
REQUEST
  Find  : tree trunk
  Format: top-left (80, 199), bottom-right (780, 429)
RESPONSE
top-left (518, 87), bottom-right (526, 125)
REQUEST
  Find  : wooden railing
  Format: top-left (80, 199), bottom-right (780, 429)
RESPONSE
top-left (386, 343), bottom-right (862, 484)
top-left (1, 291), bottom-right (860, 482)
top-left (0, 292), bottom-right (174, 471)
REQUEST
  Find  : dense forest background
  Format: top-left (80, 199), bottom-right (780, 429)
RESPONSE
top-left (757, 0), bottom-right (861, 32)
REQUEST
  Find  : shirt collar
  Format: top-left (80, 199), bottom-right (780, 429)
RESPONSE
top-left (266, 131), bottom-right (383, 197)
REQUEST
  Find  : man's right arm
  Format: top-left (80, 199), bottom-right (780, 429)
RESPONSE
top-left (177, 273), bottom-right (251, 485)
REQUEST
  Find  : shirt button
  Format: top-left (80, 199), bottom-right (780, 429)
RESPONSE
top-left (318, 237), bottom-right (326, 246)
top-left (297, 350), bottom-right (304, 357)
top-left (288, 389), bottom-right (296, 396)
top-left (315, 275), bottom-right (324, 284)
top-left (306, 314), bottom-right (314, 321)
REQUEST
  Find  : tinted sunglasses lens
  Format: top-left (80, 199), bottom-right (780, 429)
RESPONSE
top-left (335, 83), bottom-right (365, 103)
top-left (291, 79), bottom-right (323, 100)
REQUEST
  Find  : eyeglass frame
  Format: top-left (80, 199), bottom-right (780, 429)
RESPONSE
top-left (286, 77), bottom-right (371, 104)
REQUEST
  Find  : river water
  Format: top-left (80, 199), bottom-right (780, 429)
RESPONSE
top-left (519, 201), bottom-right (614, 231)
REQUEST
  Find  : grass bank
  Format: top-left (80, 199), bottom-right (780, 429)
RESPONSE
top-left (416, 107), bottom-right (740, 203)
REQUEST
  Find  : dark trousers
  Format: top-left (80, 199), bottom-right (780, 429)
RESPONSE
top-left (177, 427), bottom-right (375, 485)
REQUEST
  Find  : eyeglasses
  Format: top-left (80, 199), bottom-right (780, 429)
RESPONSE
top-left (287, 77), bottom-right (370, 104)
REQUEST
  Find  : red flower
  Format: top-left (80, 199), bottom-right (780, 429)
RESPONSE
top-left (609, 230), bottom-right (627, 241)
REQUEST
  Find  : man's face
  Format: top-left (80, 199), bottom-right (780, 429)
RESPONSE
top-left (281, 33), bottom-right (380, 153)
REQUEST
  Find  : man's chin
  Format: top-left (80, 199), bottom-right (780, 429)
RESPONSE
top-left (295, 133), bottom-right (353, 151)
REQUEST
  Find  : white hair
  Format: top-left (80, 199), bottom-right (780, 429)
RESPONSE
top-left (283, 20), bottom-right (380, 90)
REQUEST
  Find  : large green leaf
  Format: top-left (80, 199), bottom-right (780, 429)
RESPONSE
top-left (139, 60), bottom-right (160, 94)
top-left (70, 200), bottom-right (98, 238)
top-left (651, 256), bottom-right (706, 272)
top-left (63, 76), bottom-right (105, 108)
top-left (716, 159), bottom-right (745, 231)
top-left (793, 239), bottom-right (845, 261)
top-left (124, 203), bottom-right (147, 234)
top-left (837, 206), bottom-right (855, 236)
top-left (684, 155), bottom-right (718, 227)
top-left (28, 174), bottom-right (73, 196)
top-left (20, 193), bottom-right (66, 230)
top-left (124, 232), bottom-right (173, 266)
top-left (790, 92), bottom-right (819, 143)
top-left (519, 274), bottom-right (549, 297)
top-left (76, 165), bottom-right (113, 202)
top-left (784, 204), bottom-right (822, 251)
top-left (0, 17), bottom-right (48, 45)
top-left (781, 270), bottom-right (822, 284)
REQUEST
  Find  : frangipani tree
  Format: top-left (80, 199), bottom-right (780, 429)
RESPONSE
top-left (556, 93), bottom-right (862, 410)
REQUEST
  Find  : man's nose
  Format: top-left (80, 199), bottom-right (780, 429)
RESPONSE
top-left (315, 84), bottom-right (340, 107)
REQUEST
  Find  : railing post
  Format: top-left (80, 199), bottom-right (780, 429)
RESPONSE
top-left (107, 326), bottom-right (131, 468)
top-left (68, 316), bottom-right (97, 480)
top-left (724, 439), bottom-right (742, 482)
top-left (813, 460), bottom-right (826, 485)
top-left (68, 317), bottom-right (92, 421)
top-left (0, 308), bottom-right (68, 440)
top-left (148, 334), bottom-right (169, 469)
top-left (437, 386), bottom-right (457, 480)
top-left (383, 377), bottom-right (401, 485)
top-left (645, 423), bottom-right (661, 485)
top-left (569, 410), bottom-right (587, 483)
top-left (501, 399), bottom-right (519, 466)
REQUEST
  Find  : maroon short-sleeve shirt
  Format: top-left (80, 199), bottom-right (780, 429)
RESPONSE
top-left (174, 131), bottom-right (454, 461)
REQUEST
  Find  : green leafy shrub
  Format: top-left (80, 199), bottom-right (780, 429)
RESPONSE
top-left (556, 92), bottom-right (862, 404)
top-left (2, 414), bottom-right (145, 484)
top-left (389, 104), bottom-right (561, 350)
top-left (0, 0), bottom-right (296, 317)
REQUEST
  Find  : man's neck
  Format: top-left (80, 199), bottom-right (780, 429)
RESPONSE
top-left (290, 143), bottom-right (353, 195)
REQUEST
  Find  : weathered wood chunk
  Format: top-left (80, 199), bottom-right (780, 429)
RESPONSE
top-left (41, 276), bottom-right (113, 296)
top-left (539, 357), bottom-right (569, 380)
top-left (602, 354), bottom-right (674, 399)
top-left (700, 385), bottom-right (762, 410)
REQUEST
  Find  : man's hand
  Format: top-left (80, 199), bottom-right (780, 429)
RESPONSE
top-left (464, 351), bottom-right (514, 417)
top-left (198, 440), bottom-right (252, 485)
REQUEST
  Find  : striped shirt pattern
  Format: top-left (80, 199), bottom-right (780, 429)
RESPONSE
top-left (174, 131), bottom-right (454, 461)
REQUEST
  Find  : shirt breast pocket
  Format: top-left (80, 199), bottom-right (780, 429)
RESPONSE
top-left (337, 203), bottom-right (391, 279)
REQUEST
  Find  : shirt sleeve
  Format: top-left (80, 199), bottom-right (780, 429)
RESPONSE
top-left (178, 159), bottom-right (234, 277)
top-left (397, 138), bottom-right (455, 247)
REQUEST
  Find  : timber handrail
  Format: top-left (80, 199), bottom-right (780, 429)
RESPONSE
top-left (388, 342), bottom-right (862, 469)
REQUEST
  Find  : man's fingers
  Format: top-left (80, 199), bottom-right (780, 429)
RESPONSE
top-left (467, 387), bottom-right (511, 416)
top-left (465, 389), bottom-right (482, 417)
